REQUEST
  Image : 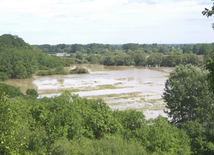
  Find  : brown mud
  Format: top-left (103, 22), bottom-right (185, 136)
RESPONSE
top-left (6, 64), bottom-right (174, 119)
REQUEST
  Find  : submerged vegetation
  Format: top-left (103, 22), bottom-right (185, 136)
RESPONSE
top-left (69, 67), bottom-right (89, 74)
top-left (36, 66), bottom-right (67, 76)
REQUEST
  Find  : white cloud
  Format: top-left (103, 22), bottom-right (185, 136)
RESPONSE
top-left (0, 0), bottom-right (213, 44)
top-left (27, 28), bottom-right (44, 31)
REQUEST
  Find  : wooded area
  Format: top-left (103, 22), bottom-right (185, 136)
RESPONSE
top-left (1, 3), bottom-right (214, 153)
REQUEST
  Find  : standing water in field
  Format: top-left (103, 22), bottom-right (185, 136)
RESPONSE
top-left (6, 64), bottom-right (174, 119)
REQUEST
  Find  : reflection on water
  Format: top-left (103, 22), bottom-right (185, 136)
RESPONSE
top-left (5, 64), bottom-right (174, 119)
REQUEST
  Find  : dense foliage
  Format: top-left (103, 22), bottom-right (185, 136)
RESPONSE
top-left (34, 42), bottom-right (214, 67)
top-left (0, 34), bottom-right (70, 81)
top-left (1, 6), bottom-right (214, 152)
top-left (163, 64), bottom-right (214, 154)
top-left (0, 85), bottom-right (192, 154)
top-left (36, 66), bottom-right (67, 76)
top-left (0, 83), bottom-right (24, 98)
top-left (1, 34), bottom-right (213, 82)
top-left (163, 64), bottom-right (214, 126)
top-left (206, 53), bottom-right (214, 93)
top-left (70, 67), bottom-right (89, 74)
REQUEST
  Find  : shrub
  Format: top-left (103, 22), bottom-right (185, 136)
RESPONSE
top-left (26, 89), bottom-right (38, 98)
top-left (70, 67), bottom-right (89, 74)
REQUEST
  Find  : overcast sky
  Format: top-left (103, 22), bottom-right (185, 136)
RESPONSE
top-left (0, 0), bottom-right (213, 44)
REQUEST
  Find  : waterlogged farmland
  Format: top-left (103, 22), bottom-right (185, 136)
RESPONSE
top-left (6, 64), bottom-right (174, 119)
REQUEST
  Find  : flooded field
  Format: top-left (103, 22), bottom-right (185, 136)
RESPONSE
top-left (6, 64), bottom-right (174, 119)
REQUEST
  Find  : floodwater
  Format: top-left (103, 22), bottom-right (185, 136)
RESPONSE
top-left (6, 64), bottom-right (174, 119)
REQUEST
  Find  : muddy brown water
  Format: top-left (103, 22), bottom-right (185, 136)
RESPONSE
top-left (6, 64), bottom-right (174, 119)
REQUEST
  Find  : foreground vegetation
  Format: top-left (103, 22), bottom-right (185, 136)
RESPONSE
top-left (1, 60), bottom-right (214, 154)
top-left (0, 84), bottom-right (191, 155)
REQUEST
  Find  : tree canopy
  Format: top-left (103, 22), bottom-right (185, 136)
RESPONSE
top-left (0, 34), bottom-right (70, 81)
top-left (163, 64), bottom-right (214, 126)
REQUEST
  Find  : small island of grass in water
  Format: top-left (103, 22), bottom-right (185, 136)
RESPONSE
top-left (70, 67), bottom-right (89, 74)
top-left (36, 66), bottom-right (67, 76)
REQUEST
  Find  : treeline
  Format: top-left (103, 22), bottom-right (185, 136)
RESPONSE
top-left (101, 51), bottom-right (203, 67)
top-left (34, 43), bottom-right (214, 56)
top-left (35, 43), bottom-right (213, 67)
top-left (0, 34), bottom-right (70, 81)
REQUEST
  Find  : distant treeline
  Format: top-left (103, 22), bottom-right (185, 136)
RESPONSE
top-left (34, 43), bottom-right (214, 55)
top-left (35, 43), bottom-right (214, 67)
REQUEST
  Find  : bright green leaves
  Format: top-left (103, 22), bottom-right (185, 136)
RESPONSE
top-left (0, 88), bottom-right (194, 154)
top-left (113, 109), bottom-right (146, 139)
top-left (136, 116), bottom-right (191, 155)
top-left (0, 93), bottom-right (27, 154)
top-left (202, 5), bottom-right (214, 17)
top-left (163, 64), bottom-right (214, 154)
top-left (0, 83), bottom-right (24, 98)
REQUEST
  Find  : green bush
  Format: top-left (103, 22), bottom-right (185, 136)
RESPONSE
top-left (0, 72), bottom-right (8, 81)
top-left (55, 66), bottom-right (67, 75)
top-left (36, 67), bottom-right (67, 76)
top-left (26, 88), bottom-right (38, 98)
top-left (36, 70), bottom-right (49, 76)
top-left (0, 83), bottom-right (24, 98)
top-left (70, 136), bottom-right (148, 155)
top-left (70, 67), bottom-right (89, 74)
top-left (136, 116), bottom-right (191, 155)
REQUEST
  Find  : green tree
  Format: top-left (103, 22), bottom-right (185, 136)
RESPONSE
top-left (136, 116), bottom-right (191, 154)
top-left (202, 2), bottom-right (214, 17)
top-left (26, 89), bottom-right (39, 98)
top-left (202, 44), bottom-right (213, 63)
top-left (122, 43), bottom-right (138, 51)
top-left (134, 51), bottom-right (147, 66)
top-left (182, 52), bottom-right (201, 66)
top-left (0, 72), bottom-right (8, 81)
top-left (206, 54), bottom-right (214, 93)
top-left (162, 64), bottom-right (214, 126)
top-left (14, 61), bottom-right (28, 79)
top-left (0, 92), bottom-right (25, 154)
top-left (182, 121), bottom-right (214, 154)
top-left (147, 53), bottom-right (164, 67)
top-left (202, 1), bottom-right (214, 93)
